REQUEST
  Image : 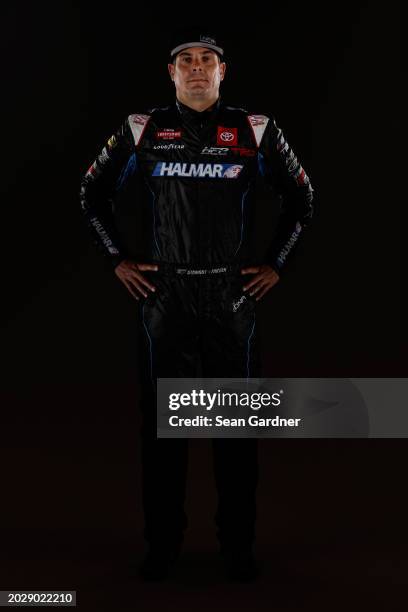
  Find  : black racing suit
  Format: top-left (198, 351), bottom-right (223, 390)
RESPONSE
top-left (80, 97), bottom-right (314, 553)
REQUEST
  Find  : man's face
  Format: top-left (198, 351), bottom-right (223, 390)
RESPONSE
top-left (168, 47), bottom-right (226, 99)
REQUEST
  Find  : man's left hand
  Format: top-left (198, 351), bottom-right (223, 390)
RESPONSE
top-left (241, 265), bottom-right (280, 301)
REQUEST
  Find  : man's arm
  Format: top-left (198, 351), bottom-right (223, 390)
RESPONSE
top-left (80, 114), bottom-right (158, 301)
top-left (79, 118), bottom-right (136, 270)
top-left (258, 115), bottom-right (315, 274)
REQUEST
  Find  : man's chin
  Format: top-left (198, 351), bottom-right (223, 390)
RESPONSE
top-left (188, 88), bottom-right (210, 98)
top-left (187, 85), bottom-right (208, 93)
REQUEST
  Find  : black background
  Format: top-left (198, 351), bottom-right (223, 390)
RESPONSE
top-left (0, 2), bottom-right (406, 609)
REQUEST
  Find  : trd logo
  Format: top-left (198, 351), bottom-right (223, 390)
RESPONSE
top-left (201, 146), bottom-right (229, 156)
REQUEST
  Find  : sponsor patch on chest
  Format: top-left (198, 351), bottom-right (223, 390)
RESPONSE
top-left (156, 130), bottom-right (182, 140)
top-left (201, 146), bottom-right (256, 157)
top-left (232, 294), bottom-right (247, 312)
top-left (152, 162), bottom-right (243, 178)
top-left (217, 126), bottom-right (238, 146)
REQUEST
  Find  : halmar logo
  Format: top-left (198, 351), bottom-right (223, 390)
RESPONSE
top-left (276, 222), bottom-right (302, 266)
top-left (152, 162), bottom-right (243, 179)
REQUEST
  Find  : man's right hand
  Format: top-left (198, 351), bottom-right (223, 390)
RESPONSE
top-left (114, 260), bottom-right (158, 301)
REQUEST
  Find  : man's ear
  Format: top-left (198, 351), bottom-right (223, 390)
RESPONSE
top-left (220, 62), bottom-right (227, 81)
top-left (168, 63), bottom-right (175, 81)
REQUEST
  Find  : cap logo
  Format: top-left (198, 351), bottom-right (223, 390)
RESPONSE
top-left (200, 35), bottom-right (216, 45)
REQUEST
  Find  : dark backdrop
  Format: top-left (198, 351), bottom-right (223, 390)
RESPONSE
top-left (0, 2), bottom-right (406, 609)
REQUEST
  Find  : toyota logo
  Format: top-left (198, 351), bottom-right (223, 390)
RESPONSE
top-left (220, 131), bottom-right (234, 142)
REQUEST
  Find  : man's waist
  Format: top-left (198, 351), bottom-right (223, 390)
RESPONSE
top-left (151, 262), bottom-right (256, 276)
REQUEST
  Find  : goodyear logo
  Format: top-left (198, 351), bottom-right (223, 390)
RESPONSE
top-left (152, 162), bottom-right (243, 178)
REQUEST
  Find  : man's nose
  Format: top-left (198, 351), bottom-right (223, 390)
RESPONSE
top-left (192, 60), bottom-right (203, 71)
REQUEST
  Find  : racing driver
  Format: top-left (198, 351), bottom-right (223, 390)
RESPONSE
top-left (80, 27), bottom-right (314, 582)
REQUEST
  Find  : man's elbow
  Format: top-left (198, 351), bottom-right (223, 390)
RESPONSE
top-left (303, 182), bottom-right (315, 225)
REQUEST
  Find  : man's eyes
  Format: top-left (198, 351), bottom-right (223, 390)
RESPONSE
top-left (183, 56), bottom-right (210, 63)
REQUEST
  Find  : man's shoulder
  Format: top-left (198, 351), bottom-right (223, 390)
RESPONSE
top-left (222, 103), bottom-right (249, 113)
top-left (125, 105), bottom-right (175, 145)
top-left (216, 104), bottom-right (276, 146)
top-left (221, 103), bottom-right (275, 123)
top-left (147, 104), bottom-right (175, 118)
top-left (126, 104), bottom-right (174, 123)
top-left (233, 107), bottom-right (276, 146)
top-left (220, 103), bottom-right (250, 121)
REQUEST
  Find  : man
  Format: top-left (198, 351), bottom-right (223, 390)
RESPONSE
top-left (80, 27), bottom-right (314, 582)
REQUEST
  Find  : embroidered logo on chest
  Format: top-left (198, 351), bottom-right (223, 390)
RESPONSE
top-left (152, 162), bottom-right (243, 179)
top-left (217, 126), bottom-right (238, 146)
top-left (156, 130), bottom-right (182, 140)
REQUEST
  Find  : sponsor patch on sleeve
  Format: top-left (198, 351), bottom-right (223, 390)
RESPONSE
top-left (247, 115), bottom-right (269, 146)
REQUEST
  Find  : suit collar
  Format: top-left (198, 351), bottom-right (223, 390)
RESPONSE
top-left (175, 97), bottom-right (221, 124)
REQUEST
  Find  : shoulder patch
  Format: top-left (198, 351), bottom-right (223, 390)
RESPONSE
top-left (247, 114), bottom-right (270, 147)
top-left (128, 114), bottom-right (151, 146)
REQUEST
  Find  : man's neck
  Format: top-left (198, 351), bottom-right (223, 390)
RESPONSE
top-left (176, 93), bottom-right (219, 113)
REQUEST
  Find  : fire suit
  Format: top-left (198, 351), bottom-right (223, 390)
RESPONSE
top-left (80, 97), bottom-right (314, 553)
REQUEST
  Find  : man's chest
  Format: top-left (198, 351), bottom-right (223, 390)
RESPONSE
top-left (137, 120), bottom-right (257, 166)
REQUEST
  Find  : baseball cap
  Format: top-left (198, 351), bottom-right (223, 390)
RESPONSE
top-left (170, 26), bottom-right (224, 60)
